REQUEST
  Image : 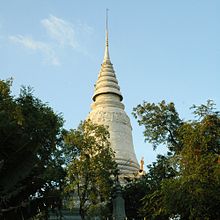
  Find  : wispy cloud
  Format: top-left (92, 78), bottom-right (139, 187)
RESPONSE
top-left (9, 15), bottom-right (93, 65)
top-left (9, 35), bottom-right (59, 65)
top-left (41, 15), bottom-right (79, 49)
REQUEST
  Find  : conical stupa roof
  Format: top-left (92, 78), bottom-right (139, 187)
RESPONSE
top-left (92, 28), bottom-right (123, 102)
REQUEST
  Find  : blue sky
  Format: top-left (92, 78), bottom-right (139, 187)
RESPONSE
top-left (1, 0), bottom-right (219, 167)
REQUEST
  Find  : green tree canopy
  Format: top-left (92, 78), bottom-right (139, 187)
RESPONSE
top-left (132, 100), bottom-right (220, 219)
top-left (133, 100), bottom-right (182, 151)
top-left (0, 79), bottom-right (66, 219)
top-left (64, 120), bottom-right (118, 220)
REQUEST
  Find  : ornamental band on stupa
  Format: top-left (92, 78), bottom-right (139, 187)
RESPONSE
top-left (88, 14), bottom-right (139, 175)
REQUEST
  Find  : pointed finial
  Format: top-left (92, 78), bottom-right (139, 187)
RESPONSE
top-left (104, 8), bottom-right (110, 62)
top-left (106, 8), bottom-right (109, 46)
top-left (140, 157), bottom-right (144, 171)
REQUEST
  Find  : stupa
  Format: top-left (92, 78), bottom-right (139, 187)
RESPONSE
top-left (88, 14), bottom-right (139, 175)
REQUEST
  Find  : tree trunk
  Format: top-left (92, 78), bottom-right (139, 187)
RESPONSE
top-left (79, 206), bottom-right (85, 220)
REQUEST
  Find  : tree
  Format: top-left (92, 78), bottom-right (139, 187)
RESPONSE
top-left (133, 100), bottom-right (220, 219)
top-left (0, 79), bottom-right (66, 219)
top-left (140, 154), bottom-right (178, 220)
top-left (133, 100), bottom-right (182, 152)
top-left (123, 154), bottom-right (177, 220)
top-left (122, 176), bottom-right (148, 219)
top-left (64, 120), bottom-right (118, 220)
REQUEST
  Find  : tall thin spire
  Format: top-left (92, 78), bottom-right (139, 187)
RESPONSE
top-left (104, 8), bottom-right (110, 62)
top-left (92, 8), bottom-right (123, 102)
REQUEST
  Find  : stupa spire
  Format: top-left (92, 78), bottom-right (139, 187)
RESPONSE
top-left (104, 8), bottom-right (110, 62)
top-left (89, 12), bottom-right (139, 177)
top-left (92, 10), bottom-right (123, 103)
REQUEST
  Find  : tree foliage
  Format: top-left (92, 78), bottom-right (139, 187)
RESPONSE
top-left (123, 154), bottom-right (177, 220)
top-left (123, 176), bottom-right (147, 219)
top-left (64, 120), bottom-right (118, 220)
top-left (0, 79), bottom-right (66, 219)
top-left (133, 100), bottom-right (182, 151)
top-left (132, 100), bottom-right (220, 219)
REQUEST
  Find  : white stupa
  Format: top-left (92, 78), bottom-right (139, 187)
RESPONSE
top-left (88, 15), bottom-right (139, 176)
